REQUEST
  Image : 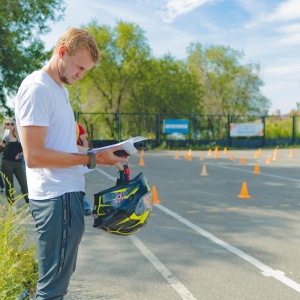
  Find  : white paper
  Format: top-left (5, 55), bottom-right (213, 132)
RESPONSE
top-left (77, 136), bottom-right (147, 157)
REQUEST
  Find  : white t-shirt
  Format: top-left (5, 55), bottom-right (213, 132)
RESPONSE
top-left (15, 70), bottom-right (85, 200)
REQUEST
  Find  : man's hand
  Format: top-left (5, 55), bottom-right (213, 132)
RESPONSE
top-left (94, 145), bottom-right (128, 167)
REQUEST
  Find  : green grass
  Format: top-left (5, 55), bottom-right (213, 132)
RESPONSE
top-left (0, 200), bottom-right (38, 299)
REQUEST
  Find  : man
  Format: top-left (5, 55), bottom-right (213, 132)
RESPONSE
top-left (15, 28), bottom-right (127, 299)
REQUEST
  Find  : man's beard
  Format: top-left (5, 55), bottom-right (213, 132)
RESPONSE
top-left (58, 64), bottom-right (71, 85)
top-left (59, 75), bottom-right (71, 85)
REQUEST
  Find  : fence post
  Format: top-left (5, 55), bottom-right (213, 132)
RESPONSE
top-left (156, 113), bottom-right (160, 147)
top-left (193, 114), bottom-right (198, 141)
top-left (292, 115), bottom-right (296, 144)
top-left (262, 116), bottom-right (265, 147)
top-left (227, 114), bottom-right (231, 147)
top-left (116, 112), bottom-right (121, 142)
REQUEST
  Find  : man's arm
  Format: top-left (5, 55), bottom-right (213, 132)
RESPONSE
top-left (21, 126), bottom-right (127, 168)
top-left (78, 132), bottom-right (89, 148)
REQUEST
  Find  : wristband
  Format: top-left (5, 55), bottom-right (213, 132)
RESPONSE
top-left (87, 151), bottom-right (96, 169)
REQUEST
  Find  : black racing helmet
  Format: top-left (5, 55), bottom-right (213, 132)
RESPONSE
top-left (93, 172), bottom-right (153, 235)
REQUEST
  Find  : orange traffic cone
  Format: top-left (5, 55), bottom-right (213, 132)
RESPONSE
top-left (199, 155), bottom-right (204, 161)
top-left (175, 153), bottom-right (179, 159)
top-left (214, 147), bottom-right (218, 158)
top-left (237, 182), bottom-right (251, 199)
top-left (208, 149), bottom-right (212, 156)
top-left (223, 147), bottom-right (227, 154)
top-left (139, 157), bottom-right (145, 166)
top-left (240, 157), bottom-right (246, 164)
top-left (266, 155), bottom-right (271, 164)
top-left (200, 165), bottom-right (208, 176)
top-left (152, 186), bottom-right (161, 204)
top-left (289, 150), bottom-right (294, 157)
top-left (230, 154), bottom-right (235, 161)
top-left (215, 151), bottom-right (219, 159)
top-left (140, 149), bottom-right (145, 156)
top-left (253, 164), bottom-right (261, 174)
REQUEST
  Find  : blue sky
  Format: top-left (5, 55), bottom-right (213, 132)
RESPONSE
top-left (41, 0), bottom-right (300, 115)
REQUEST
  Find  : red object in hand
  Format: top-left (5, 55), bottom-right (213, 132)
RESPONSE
top-left (124, 165), bottom-right (130, 181)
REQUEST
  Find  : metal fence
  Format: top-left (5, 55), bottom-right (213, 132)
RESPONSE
top-left (76, 112), bottom-right (300, 149)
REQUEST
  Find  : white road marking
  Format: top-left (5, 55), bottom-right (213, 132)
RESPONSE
top-left (94, 167), bottom-right (116, 181)
top-left (95, 167), bottom-right (197, 300)
top-left (155, 204), bottom-right (300, 293)
top-left (130, 235), bottom-right (198, 300)
top-left (205, 162), bottom-right (300, 182)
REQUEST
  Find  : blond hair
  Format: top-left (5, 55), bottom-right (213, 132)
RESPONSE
top-left (1, 118), bottom-right (20, 141)
top-left (54, 28), bottom-right (100, 63)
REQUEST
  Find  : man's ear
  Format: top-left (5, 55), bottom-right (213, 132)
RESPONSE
top-left (58, 45), bottom-right (68, 58)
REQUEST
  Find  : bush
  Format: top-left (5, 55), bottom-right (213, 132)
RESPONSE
top-left (0, 200), bottom-right (38, 299)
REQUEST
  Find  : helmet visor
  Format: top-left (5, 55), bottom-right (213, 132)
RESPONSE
top-left (135, 191), bottom-right (153, 216)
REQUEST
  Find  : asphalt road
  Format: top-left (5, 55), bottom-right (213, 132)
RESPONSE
top-left (24, 148), bottom-right (300, 299)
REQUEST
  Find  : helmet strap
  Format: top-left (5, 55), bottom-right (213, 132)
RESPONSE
top-left (116, 164), bottom-right (130, 186)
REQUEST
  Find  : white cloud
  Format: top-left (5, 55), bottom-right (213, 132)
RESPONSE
top-left (158, 0), bottom-right (216, 23)
top-left (277, 22), bottom-right (300, 33)
top-left (265, 63), bottom-right (300, 76)
top-left (276, 22), bottom-right (300, 45)
top-left (279, 34), bottom-right (300, 46)
top-left (233, 0), bottom-right (266, 15)
top-left (264, 0), bottom-right (300, 22)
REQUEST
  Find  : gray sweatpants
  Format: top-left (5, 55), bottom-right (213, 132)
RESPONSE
top-left (30, 192), bottom-right (85, 300)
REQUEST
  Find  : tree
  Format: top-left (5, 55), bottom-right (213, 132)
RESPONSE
top-left (69, 21), bottom-right (203, 140)
top-left (0, 0), bottom-right (65, 115)
top-left (69, 21), bottom-right (152, 139)
top-left (128, 53), bottom-right (202, 115)
top-left (187, 43), bottom-right (271, 117)
top-left (123, 54), bottom-right (203, 138)
top-left (186, 43), bottom-right (271, 140)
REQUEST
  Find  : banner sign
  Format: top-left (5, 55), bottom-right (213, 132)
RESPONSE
top-left (230, 123), bottom-right (264, 137)
top-left (163, 119), bottom-right (189, 134)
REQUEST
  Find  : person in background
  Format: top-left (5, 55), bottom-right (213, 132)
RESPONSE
top-left (15, 27), bottom-right (127, 300)
top-left (0, 118), bottom-right (28, 205)
top-left (75, 122), bottom-right (92, 215)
